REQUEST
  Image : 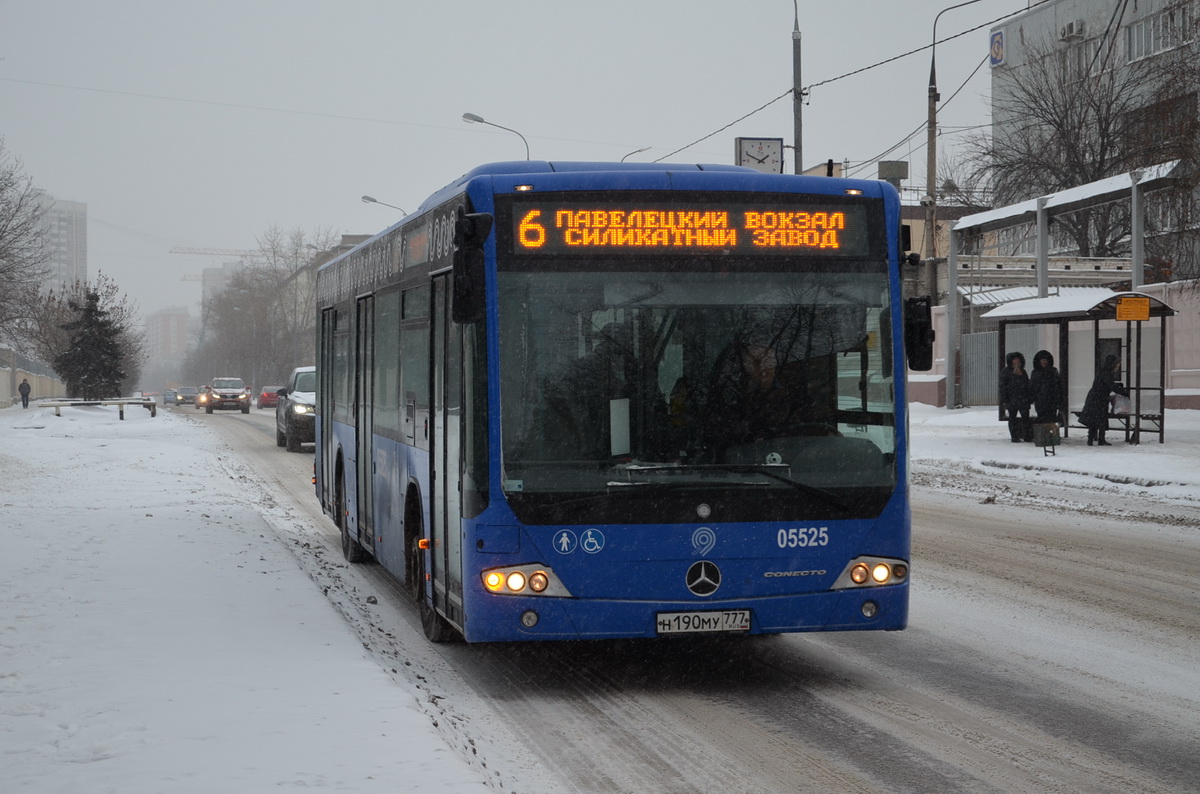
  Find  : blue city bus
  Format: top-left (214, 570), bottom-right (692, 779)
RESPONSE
top-left (314, 161), bottom-right (932, 643)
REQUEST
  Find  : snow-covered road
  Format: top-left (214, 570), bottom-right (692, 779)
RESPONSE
top-left (4, 402), bottom-right (1198, 792)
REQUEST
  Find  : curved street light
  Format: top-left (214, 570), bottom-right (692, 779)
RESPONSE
top-left (361, 195), bottom-right (407, 216)
top-left (462, 112), bottom-right (531, 160)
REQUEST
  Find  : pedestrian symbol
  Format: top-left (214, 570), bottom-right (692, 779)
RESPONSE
top-left (553, 530), bottom-right (578, 554)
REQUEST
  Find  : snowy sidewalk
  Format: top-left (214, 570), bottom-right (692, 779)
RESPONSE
top-left (0, 405), bottom-right (493, 793)
top-left (3, 401), bottom-right (1198, 792)
top-left (908, 403), bottom-right (1200, 502)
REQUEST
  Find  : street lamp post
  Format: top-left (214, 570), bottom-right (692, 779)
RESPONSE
top-left (926, 0), bottom-right (988, 295)
top-left (462, 112), bottom-right (531, 160)
top-left (361, 195), bottom-right (408, 216)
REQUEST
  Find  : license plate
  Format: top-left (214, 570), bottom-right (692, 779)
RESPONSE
top-left (656, 610), bottom-right (751, 635)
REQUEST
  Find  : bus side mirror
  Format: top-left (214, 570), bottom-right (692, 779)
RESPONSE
top-left (904, 296), bottom-right (934, 371)
top-left (452, 211), bottom-right (493, 324)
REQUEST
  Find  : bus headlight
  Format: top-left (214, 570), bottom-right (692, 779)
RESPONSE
top-left (481, 565), bottom-right (571, 597)
top-left (831, 556), bottom-right (910, 589)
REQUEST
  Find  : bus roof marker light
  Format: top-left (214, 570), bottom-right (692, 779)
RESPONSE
top-left (844, 188), bottom-right (864, 196)
top-left (514, 184), bottom-right (534, 192)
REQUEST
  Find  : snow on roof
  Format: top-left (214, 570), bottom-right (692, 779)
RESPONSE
top-left (980, 289), bottom-right (1176, 321)
top-left (952, 161), bottom-right (1181, 234)
top-left (958, 284), bottom-right (1112, 307)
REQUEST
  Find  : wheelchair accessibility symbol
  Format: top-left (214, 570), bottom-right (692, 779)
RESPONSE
top-left (581, 528), bottom-right (605, 554)
top-left (553, 528), bottom-right (605, 554)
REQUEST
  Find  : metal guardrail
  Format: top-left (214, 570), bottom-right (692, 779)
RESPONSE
top-left (38, 398), bottom-right (158, 420)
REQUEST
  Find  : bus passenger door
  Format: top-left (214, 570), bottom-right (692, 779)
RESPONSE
top-left (317, 308), bottom-right (337, 511)
top-left (430, 275), bottom-right (464, 628)
top-left (356, 296), bottom-right (374, 551)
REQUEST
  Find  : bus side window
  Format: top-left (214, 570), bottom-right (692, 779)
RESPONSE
top-left (402, 285), bottom-right (431, 450)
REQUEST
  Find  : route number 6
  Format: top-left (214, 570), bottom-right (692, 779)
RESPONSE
top-left (518, 210), bottom-right (546, 248)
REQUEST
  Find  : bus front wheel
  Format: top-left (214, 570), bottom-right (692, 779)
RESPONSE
top-left (335, 468), bottom-right (369, 564)
top-left (406, 501), bottom-right (451, 642)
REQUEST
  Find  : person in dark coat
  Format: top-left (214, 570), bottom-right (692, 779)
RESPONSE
top-left (998, 352), bottom-right (1032, 442)
top-left (1079, 354), bottom-right (1128, 446)
top-left (1029, 349), bottom-right (1063, 429)
top-left (18, 378), bottom-right (32, 409)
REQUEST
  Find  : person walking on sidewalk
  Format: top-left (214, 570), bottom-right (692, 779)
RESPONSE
top-left (18, 378), bottom-right (31, 409)
top-left (999, 352), bottom-right (1032, 442)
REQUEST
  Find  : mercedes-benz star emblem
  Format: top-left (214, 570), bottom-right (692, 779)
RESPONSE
top-left (686, 560), bottom-right (721, 597)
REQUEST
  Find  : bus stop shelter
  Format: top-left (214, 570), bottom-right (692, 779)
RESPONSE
top-left (981, 291), bottom-right (1177, 443)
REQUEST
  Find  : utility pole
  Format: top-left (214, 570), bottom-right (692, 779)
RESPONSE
top-left (925, 52), bottom-right (939, 296)
top-left (792, 3), bottom-right (803, 174)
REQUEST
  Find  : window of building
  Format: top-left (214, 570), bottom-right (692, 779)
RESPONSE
top-left (1126, 2), bottom-right (1194, 62)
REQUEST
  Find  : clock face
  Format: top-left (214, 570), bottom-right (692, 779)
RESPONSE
top-left (736, 137), bottom-right (784, 174)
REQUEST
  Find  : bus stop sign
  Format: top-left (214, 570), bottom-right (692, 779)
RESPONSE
top-left (1116, 296), bottom-right (1151, 322)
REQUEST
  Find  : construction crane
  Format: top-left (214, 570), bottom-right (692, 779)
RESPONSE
top-left (169, 247), bottom-right (258, 257)
top-left (170, 248), bottom-right (259, 283)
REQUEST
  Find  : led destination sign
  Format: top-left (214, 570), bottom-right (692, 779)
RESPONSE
top-left (509, 200), bottom-right (872, 257)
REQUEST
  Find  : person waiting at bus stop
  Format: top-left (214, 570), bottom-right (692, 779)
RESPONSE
top-left (1029, 349), bottom-right (1064, 430)
top-left (998, 352), bottom-right (1032, 443)
top-left (1079, 354), bottom-right (1128, 446)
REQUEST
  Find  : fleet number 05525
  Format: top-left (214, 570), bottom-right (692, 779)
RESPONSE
top-left (777, 527), bottom-right (829, 548)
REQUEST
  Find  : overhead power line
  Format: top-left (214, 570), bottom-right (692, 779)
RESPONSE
top-left (657, 0), bottom-right (1056, 162)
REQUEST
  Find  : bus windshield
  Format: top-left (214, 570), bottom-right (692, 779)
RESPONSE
top-left (497, 266), bottom-right (897, 525)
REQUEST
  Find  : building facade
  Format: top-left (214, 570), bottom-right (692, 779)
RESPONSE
top-left (39, 195), bottom-right (88, 290)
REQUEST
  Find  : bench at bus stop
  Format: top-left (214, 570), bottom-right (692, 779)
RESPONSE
top-left (1069, 409), bottom-right (1163, 444)
top-left (38, 398), bottom-right (158, 420)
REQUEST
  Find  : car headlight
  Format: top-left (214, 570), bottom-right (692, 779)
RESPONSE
top-left (292, 404), bottom-right (312, 415)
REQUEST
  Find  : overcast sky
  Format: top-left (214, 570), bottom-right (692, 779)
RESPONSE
top-left (1, 0), bottom-right (1014, 317)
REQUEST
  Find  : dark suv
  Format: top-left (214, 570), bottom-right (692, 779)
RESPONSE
top-left (205, 377), bottom-right (251, 414)
top-left (276, 366), bottom-right (316, 452)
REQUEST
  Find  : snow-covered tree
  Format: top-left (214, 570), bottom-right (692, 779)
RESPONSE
top-left (54, 290), bottom-right (128, 400)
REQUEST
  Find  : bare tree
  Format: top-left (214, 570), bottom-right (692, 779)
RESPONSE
top-left (184, 226), bottom-right (337, 387)
top-left (963, 30), bottom-right (1200, 276)
top-left (0, 138), bottom-right (50, 340)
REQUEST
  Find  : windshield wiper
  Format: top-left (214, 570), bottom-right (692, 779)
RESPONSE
top-left (618, 462), bottom-right (851, 513)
